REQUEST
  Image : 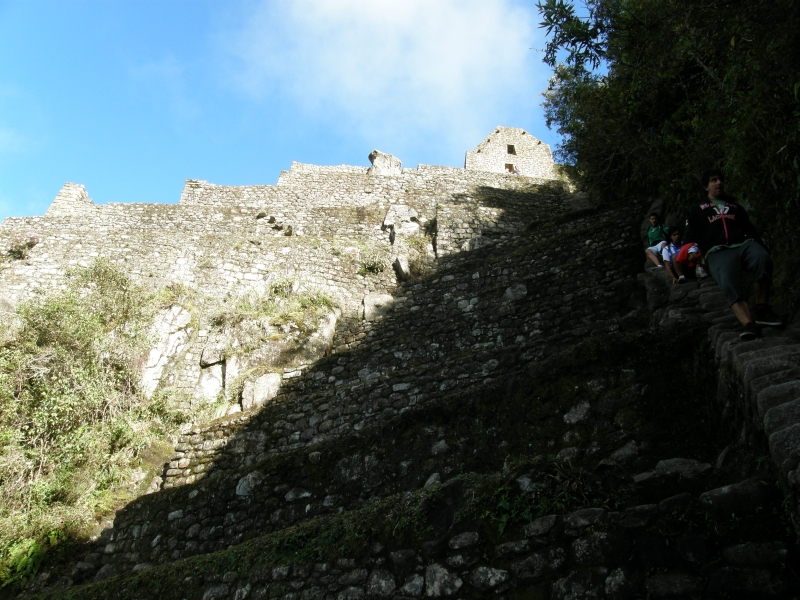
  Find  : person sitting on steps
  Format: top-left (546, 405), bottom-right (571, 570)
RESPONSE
top-left (661, 226), bottom-right (687, 284)
top-left (645, 212), bottom-right (670, 269)
top-left (683, 168), bottom-right (783, 340)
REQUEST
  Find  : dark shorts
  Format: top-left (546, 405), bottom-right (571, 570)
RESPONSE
top-left (705, 242), bottom-right (772, 306)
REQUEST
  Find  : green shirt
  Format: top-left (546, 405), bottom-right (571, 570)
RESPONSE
top-left (647, 224), bottom-right (669, 246)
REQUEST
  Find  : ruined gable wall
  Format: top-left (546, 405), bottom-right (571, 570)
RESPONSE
top-left (465, 127), bottom-right (556, 179)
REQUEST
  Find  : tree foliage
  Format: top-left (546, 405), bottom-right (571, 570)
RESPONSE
top-left (539, 0), bottom-right (800, 308)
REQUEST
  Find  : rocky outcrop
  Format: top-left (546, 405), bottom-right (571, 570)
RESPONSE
top-left (367, 150), bottom-right (402, 177)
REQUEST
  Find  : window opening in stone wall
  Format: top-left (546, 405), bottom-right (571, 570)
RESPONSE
top-left (507, 145), bottom-right (516, 155)
top-left (505, 164), bottom-right (515, 173)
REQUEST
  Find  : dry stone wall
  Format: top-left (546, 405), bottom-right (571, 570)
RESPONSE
top-left (464, 126), bottom-right (556, 179)
top-left (85, 500), bottom-right (794, 600)
top-left (0, 200), bottom-right (394, 408)
top-left (17, 195), bottom-right (800, 599)
top-left (0, 156), bottom-right (566, 408)
top-left (156, 205), bottom-right (639, 484)
top-left (74, 202), bottom-right (643, 578)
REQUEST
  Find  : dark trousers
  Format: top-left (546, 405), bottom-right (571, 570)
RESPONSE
top-left (706, 242), bottom-right (772, 306)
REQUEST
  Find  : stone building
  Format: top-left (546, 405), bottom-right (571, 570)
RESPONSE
top-left (465, 126), bottom-right (556, 179)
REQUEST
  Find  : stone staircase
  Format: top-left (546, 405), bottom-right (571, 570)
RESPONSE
top-left (646, 260), bottom-right (800, 535)
top-left (17, 206), bottom-right (800, 599)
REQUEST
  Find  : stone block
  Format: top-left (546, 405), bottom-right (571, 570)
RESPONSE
top-left (363, 293), bottom-right (394, 321)
top-left (721, 542), bottom-right (787, 567)
top-left (424, 564), bottom-right (462, 597)
top-left (699, 478), bottom-right (777, 516)
top-left (468, 566), bottom-right (509, 591)
top-left (706, 567), bottom-right (786, 596)
top-left (768, 423), bottom-right (800, 470)
top-left (393, 255), bottom-right (411, 281)
top-left (763, 399), bottom-right (800, 436)
top-left (523, 514), bottom-right (557, 538)
top-left (200, 346), bottom-right (224, 367)
top-left (731, 340), bottom-right (800, 372)
top-left (743, 351), bottom-right (800, 387)
top-left (367, 150), bottom-right (401, 176)
top-left (757, 380), bottom-right (800, 419)
top-left (199, 364), bottom-right (224, 400)
top-left (644, 571), bottom-right (700, 597)
top-left (241, 373), bottom-right (282, 412)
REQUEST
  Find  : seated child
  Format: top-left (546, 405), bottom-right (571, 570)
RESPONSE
top-left (645, 213), bottom-right (670, 268)
top-left (674, 242), bottom-right (703, 282)
top-left (661, 226), bottom-right (686, 284)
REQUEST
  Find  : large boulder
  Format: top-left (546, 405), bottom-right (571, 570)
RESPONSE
top-left (363, 293), bottom-right (394, 321)
top-left (393, 255), bottom-right (411, 281)
top-left (141, 306), bottom-right (192, 398)
top-left (241, 373), bottom-right (282, 411)
top-left (383, 205), bottom-right (420, 241)
top-left (199, 364), bottom-right (224, 401)
top-left (295, 311), bottom-right (338, 362)
top-left (367, 150), bottom-right (402, 176)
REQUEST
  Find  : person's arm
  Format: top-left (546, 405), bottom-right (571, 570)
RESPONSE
top-left (664, 260), bottom-right (679, 282)
top-left (736, 204), bottom-right (766, 248)
top-left (662, 246), bottom-right (678, 282)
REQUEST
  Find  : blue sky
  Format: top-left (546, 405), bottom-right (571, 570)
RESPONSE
top-left (0, 0), bottom-right (557, 221)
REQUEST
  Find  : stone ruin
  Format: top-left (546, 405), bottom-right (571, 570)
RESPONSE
top-left (0, 127), bottom-right (563, 419)
top-left (464, 126), bottom-right (557, 179)
top-left (2, 130), bottom-right (800, 599)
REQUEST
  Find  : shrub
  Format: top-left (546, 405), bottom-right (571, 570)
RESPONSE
top-left (6, 232), bottom-right (39, 260)
top-left (358, 255), bottom-right (386, 276)
top-left (0, 260), bottom-right (184, 587)
top-left (211, 278), bottom-right (334, 334)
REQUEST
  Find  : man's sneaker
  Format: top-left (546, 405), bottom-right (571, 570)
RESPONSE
top-left (755, 305), bottom-right (783, 327)
top-left (696, 266), bottom-right (708, 278)
top-left (740, 322), bottom-right (758, 341)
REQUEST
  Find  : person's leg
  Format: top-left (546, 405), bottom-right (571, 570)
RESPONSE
top-left (646, 248), bottom-right (662, 267)
top-left (730, 301), bottom-right (754, 326)
top-left (740, 242), bottom-right (782, 326)
top-left (740, 241), bottom-right (772, 296)
top-left (706, 248), bottom-right (753, 330)
top-left (753, 280), bottom-right (768, 305)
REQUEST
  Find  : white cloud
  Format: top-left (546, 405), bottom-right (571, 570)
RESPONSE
top-left (223, 0), bottom-right (549, 157)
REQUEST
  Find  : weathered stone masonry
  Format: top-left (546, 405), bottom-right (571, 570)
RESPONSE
top-left (9, 136), bottom-right (800, 598)
top-left (0, 139), bottom-right (568, 410)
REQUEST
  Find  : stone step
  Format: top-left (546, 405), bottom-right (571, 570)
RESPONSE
top-left (54, 473), bottom-right (797, 599)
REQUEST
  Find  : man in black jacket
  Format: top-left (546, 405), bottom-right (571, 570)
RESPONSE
top-left (684, 169), bottom-right (782, 340)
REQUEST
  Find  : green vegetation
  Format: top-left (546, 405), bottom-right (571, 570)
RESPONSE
top-left (0, 260), bottom-right (186, 586)
top-left (539, 0), bottom-right (800, 310)
top-left (211, 278), bottom-right (334, 333)
top-left (357, 254), bottom-right (387, 277)
top-left (462, 460), bottom-right (633, 536)
top-left (4, 232), bottom-right (39, 261)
